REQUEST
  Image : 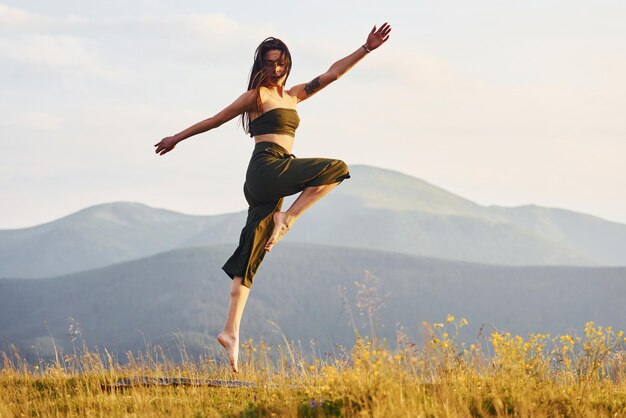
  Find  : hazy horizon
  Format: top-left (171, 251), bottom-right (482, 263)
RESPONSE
top-left (2, 162), bottom-right (626, 230)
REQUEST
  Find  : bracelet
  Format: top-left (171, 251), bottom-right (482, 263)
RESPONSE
top-left (361, 44), bottom-right (371, 53)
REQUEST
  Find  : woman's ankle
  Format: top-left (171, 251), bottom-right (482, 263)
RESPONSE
top-left (219, 330), bottom-right (238, 339)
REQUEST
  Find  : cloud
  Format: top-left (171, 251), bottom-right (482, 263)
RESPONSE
top-left (0, 4), bottom-right (126, 80)
top-left (0, 33), bottom-right (127, 80)
top-left (0, 3), bottom-right (87, 30)
top-left (0, 4), bottom-right (274, 81)
top-left (1, 2), bottom-right (624, 228)
top-left (0, 3), bottom-right (49, 27)
top-left (361, 42), bottom-right (626, 143)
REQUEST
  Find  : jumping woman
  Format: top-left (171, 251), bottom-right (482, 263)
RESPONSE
top-left (154, 22), bottom-right (391, 372)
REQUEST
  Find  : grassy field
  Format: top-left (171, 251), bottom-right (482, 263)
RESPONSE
top-left (1, 316), bottom-right (626, 417)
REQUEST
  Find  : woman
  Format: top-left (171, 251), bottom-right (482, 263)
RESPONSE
top-left (154, 22), bottom-right (391, 372)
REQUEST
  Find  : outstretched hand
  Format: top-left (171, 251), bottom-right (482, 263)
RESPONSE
top-left (154, 136), bottom-right (179, 156)
top-left (365, 22), bottom-right (392, 51)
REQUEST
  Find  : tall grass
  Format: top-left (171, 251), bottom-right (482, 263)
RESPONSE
top-left (2, 274), bottom-right (626, 416)
top-left (2, 319), bottom-right (626, 416)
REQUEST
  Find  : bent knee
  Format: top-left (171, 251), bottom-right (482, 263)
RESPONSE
top-left (336, 159), bottom-right (349, 173)
top-left (333, 160), bottom-right (350, 181)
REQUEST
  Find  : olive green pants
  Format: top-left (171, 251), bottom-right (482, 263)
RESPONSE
top-left (222, 141), bottom-right (350, 288)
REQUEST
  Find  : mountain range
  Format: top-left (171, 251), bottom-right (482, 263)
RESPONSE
top-left (2, 165), bottom-right (625, 279)
top-left (1, 243), bottom-right (624, 364)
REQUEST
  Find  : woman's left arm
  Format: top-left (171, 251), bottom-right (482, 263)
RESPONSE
top-left (288, 22), bottom-right (391, 103)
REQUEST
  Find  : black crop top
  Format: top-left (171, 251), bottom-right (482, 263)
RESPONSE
top-left (249, 108), bottom-right (300, 138)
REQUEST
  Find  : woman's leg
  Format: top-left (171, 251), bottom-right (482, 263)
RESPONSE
top-left (217, 276), bottom-right (250, 373)
top-left (265, 182), bottom-right (340, 252)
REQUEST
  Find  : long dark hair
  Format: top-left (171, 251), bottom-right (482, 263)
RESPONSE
top-left (241, 37), bottom-right (293, 135)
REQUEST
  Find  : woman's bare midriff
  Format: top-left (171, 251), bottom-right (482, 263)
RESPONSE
top-left (254, 134), bottom-right (295, 154)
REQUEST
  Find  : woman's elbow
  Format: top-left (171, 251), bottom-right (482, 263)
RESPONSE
top-left (326, 70), bottom-right (340, 82)
top-left (208, 115), bottom-right (227, 130)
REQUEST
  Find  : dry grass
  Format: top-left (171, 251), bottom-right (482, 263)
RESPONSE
top-left (1, 315), bottom-right (626, 417)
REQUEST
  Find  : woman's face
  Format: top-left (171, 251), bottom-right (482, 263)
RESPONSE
top-left (263, 49), bottom-right (287, 85)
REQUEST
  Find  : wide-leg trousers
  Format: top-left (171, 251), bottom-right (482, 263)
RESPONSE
top-left (222, 141), bottom-right (351, 288)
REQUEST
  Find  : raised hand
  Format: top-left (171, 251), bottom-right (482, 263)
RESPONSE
top-left (154, 136), bottom-right (179, 156)
top-left (365, 22), bottom-right (392, 51)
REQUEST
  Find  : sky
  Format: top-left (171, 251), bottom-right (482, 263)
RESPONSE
top-left (1, 0), bottom-right (625, 229)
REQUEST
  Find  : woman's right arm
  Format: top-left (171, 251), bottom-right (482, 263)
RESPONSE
top-left (154, 89), bottom-right (256, 156)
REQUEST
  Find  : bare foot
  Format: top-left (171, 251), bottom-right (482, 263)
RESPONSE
top-left (217, 332), bottom-right (239, 373)
top-left (265, 212), bottom-right (295, 252)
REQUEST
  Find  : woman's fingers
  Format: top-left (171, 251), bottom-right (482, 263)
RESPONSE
top-left (377, 23), bottom-right (391, 43)
top-left (154, 137), bottom-right (176, 155)
top-left (370, 22), bottom-right (391, 44)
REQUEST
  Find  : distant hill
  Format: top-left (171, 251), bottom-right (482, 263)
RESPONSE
top-left (488, 204), bottom-right (626, 267)
top-left (1, 244), bottom-right (625, 364)
top-left (2, 164), bottom-right (625, 278)
top-left (0, 202), bottom-right (244, 278)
